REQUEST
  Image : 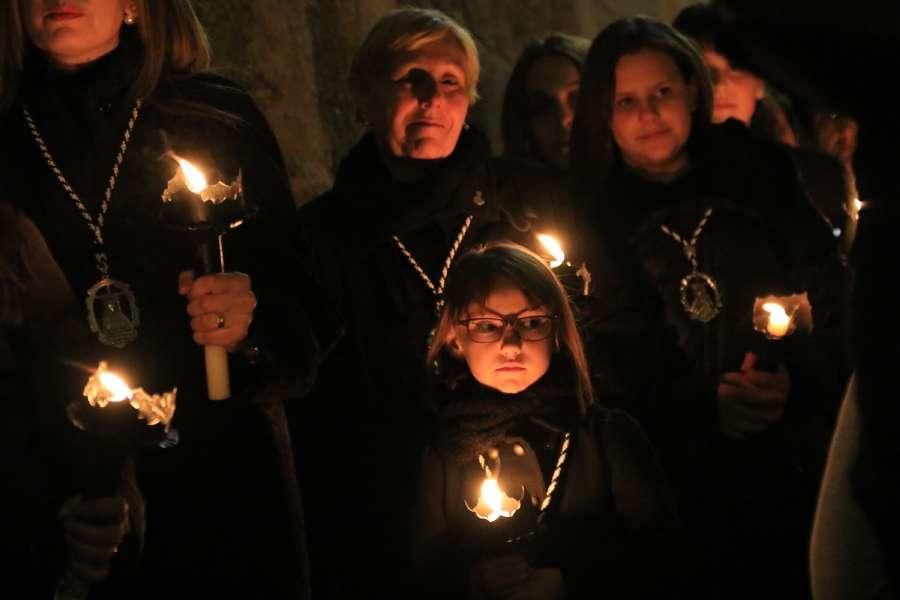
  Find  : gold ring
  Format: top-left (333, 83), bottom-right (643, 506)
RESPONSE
top-left (215, 314), bottom-right (226, 329)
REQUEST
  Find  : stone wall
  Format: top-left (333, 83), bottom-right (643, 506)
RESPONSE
top-left (193, 0), bottom-right (695, 205)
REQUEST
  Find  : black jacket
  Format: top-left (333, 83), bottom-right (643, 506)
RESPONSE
top-left (0, 36), bottom-right (311, 598)
top-left (296, 128), bottom-right (575, 597)
top-left (413, 375), bottom-right (685, 599)
top-left (578, 122), bottom-right (850, 597)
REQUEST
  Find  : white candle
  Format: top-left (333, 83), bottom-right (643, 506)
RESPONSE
top-left (763, 302), bottom-right (791, 338)
top-left (205, 345), bottom-right (231, 400)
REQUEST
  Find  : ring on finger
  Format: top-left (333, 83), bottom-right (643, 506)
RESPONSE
top-left (215, 314), bottom-right (226, 329)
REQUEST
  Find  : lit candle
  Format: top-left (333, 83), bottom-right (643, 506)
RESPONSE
top-left (536, 233), bottom-right (566, 269)
top-left (162, 155), bottom-right (239, 401)
top-left (82, 362), bottom-right (177, 429)
top-left (465, 454), bottom-right (521, 522)
top-left (762, 302), bottom-right (792, 339)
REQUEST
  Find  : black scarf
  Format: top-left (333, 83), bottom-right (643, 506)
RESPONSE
top-left (431, 368), bottom-right (575, 464)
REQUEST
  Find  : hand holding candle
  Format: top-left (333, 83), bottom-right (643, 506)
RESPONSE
top-left (180, 271), bottom-right (256, 400)
top-left (162, 154), bottom-right (257, 401)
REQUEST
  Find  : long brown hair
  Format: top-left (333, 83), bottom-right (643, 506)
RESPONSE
top-left (570, 15), bottom-right (713, 194)
top-left (1, 0), bottom-right (211, 111)
top-left (501, 32), bottom-right (590, 162)
top-left (427, 242), bottom-right (594, 415)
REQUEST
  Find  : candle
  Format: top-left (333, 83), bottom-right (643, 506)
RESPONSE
top-left (536, 233), bottom-right (566, 269)
top-left (470, 477), bottom-right (521, 522)
top-left (162, 155), bottom-right (243, 401)
top-left (466, 454), bottom-right (522, 522)
top-left (762, 302), bottom-right (792, 339)
top-left (82, 362), bottom-right (177, 430)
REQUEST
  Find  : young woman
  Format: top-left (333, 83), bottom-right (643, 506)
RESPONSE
top-left (570, 16), bottom-right (848, 599)
top-left (413, 242), bottom-right (683, 599)
top-left (501, 33), bottom-right (590, 171)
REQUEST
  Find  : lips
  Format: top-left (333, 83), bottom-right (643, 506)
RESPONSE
top-left (637, 129), bottom-right (670, 141)
top-left (409, 120), bottom-right (444, 129)
top-left (496, 364), bottom-right (526, 372)
top-left (46, 8), bottom-right (85, 21)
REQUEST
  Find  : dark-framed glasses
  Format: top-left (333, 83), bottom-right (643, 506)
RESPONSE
top-left (458, 314), bottom-right (557, 343)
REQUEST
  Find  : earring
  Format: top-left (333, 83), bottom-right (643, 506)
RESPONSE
top-left (124, 13), bottom-right (136, 25)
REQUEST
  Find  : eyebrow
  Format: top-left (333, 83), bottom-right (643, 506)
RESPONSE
top-left (467, 304), bottom-right (544, 318)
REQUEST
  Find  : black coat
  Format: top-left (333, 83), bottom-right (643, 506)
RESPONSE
top-left (412, 375), bottom-right (685, 600)
top-left (579, 122), bottom-right (850, 598)
top-left (0, 37), bottom-right (312, 598)
top-left (296, 128), bottom-right (574, 598)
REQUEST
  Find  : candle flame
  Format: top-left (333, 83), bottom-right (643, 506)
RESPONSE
top-left (467, 477), bottom-right (521, 522)
top-left (536, 233), bottom-right (565, 269)
top-left (175, 156), bottom-right (208, 193)
top-left (99, 371), bottom-right (132, 403)
top-left (762, 302), bottom-right (788, 320)
top-left (762, 302), bottom-right (792, 338)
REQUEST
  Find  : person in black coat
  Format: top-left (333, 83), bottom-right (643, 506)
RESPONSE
top-left (295, 7), bottom-right (587, 598)
top-left (706, 1), bottom-right (900, 592)
top-left (569, 16), bottom-right (849, 598)
top-left (414, 242), bottom-right (684, 600)
top-left (0, 1), bottom-right (313, 597)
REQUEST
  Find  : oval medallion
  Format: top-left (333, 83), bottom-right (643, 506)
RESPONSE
top-left (679, 271), bottom-right (722, 323)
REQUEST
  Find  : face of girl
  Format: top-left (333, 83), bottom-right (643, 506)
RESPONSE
top-left (21, 0), bottom-right (134, 69)
top-left (609, 49), bottom-right (697, 178)
top-left (702, 48), bottom-right (764, 125)
top-left (524, 55), bottom-right (581, 170)
top-left (445, 284), bottom-right (553, 394)
top-left (366, 36), bottom-right (470, 160)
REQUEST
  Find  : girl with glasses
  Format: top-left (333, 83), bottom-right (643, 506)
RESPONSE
top-left (412, 242), bottom-right (683, 599)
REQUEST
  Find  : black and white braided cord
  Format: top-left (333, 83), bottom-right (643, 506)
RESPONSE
top-left (393, 214), bottom-right (474, 312)
top-left (659, 207), bottom-right (714, 270)
top-left (22, 100), bottom-right (142, 276)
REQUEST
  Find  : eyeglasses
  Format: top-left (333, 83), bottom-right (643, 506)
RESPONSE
top-left (458, 314), bottom-right (557, 343)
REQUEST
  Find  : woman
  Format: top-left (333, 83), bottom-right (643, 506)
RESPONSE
top-left (297, 7), bottom-right (573, 598)
top-left (0, 1), bottom-right (312, 596)
top-left (570, 16), bottom-right (848, 599)
top-left (501, 33), bottom-right (590, 171)
top-left (414, 242), bottom-right (683, 599)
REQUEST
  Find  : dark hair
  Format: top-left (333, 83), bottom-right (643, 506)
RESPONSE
top-left (501, 32), bottom-right (590, 161)
top-left (672, 3), bottom-right (721, 48)
top-left (570, 15), bottom-right (713, 193)
top-left (427, 242), bottom-right (593, 414)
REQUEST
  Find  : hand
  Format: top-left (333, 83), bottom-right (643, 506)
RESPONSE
top-left (717, 352), bottom-right (791, 439)
top-left (471, 554), bottom-right (530, 600)
top-left (179, 270), bottom-right (257, 351)
top-left (59, 495), bottom-right (130, 583)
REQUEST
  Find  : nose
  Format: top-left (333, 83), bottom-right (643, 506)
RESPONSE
top-left (560, 99), bottom-right (575, 132)
top-left (638, 97), bottom-right (660, 121)
top-left (500, 326), bottom-right (523, 357)
top-left (413, 76), bottom-right (439, 106)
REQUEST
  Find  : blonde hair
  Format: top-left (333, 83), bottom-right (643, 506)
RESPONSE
top-left (1, 0), bottom-right (211, 110)
top-left (349, 7), bottom-right (480, 108)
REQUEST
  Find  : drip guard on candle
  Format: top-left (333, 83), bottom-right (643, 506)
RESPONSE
top-left (160, 155), bottom-right (258, 401)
